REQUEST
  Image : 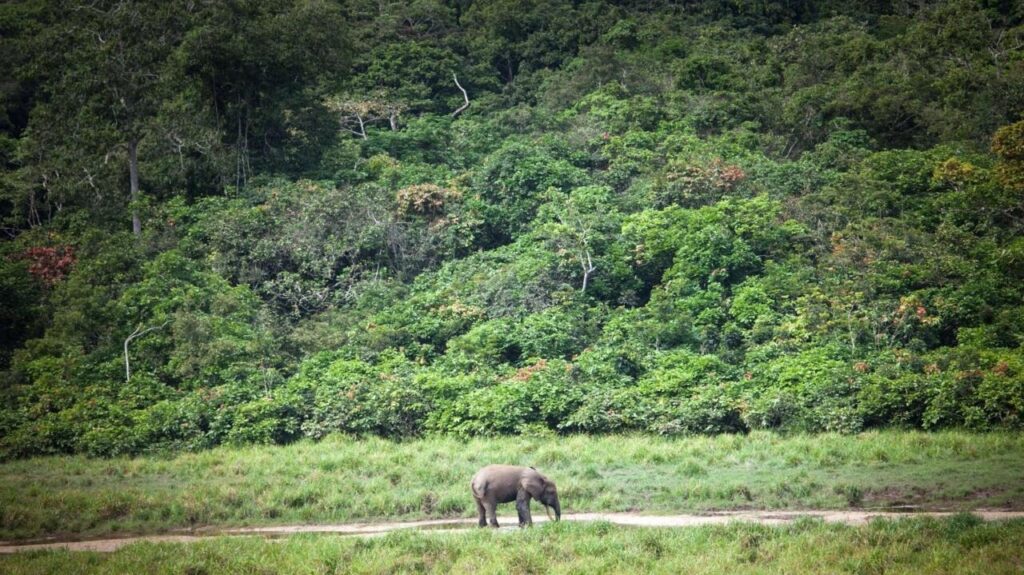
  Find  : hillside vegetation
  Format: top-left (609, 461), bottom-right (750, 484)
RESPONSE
top-left (1, 0), bottom-right (1023, 458)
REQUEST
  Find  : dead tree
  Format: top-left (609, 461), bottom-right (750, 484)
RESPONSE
top-left (326, 95), bottom-right (407, 137)
top-left (451, 72), bottom-right (470, 118)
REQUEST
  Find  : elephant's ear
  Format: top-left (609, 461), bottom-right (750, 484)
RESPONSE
top-left (523, 475), bottom-right (546, 499)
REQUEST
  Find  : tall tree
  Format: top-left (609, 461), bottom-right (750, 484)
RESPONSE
top-left (179, 0), bottom-right (352, 184)
top-left (28, 1), bottom-right (193, 235)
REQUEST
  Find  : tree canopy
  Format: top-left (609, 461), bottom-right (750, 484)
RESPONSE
top-left (1, 0), bottom-right (1023, 457)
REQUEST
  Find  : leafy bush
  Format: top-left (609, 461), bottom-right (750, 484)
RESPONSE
top-left (431, 359), bottom-right (581, 435)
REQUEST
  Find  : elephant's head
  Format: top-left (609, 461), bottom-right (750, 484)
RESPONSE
top-left (537, 478), bottom-right (561, 522)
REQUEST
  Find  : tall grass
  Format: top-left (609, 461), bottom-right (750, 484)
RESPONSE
top-left (1, 431), bottom-right (1022, 541)
top-left (3, 517), bottom-right (1024, 574)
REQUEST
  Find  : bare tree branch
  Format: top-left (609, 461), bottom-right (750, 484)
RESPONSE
top-left (325, 94), bottom-right (404, 138)
top-left (124, 321), bottom-right (169, 382)
top-left (451, 72), bottom-right (470, 118)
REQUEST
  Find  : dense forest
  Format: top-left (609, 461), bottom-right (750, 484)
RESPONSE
top-left (1, 0), bottom-right (1022, 458)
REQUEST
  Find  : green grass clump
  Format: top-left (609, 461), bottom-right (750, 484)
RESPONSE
top-left (3, 517), bottom-right (1024, 574)
top-left (1, 431), bottom-right (1022, 541)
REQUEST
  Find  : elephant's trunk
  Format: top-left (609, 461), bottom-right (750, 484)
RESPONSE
top-left (545, 500), bottom-right (560, 522)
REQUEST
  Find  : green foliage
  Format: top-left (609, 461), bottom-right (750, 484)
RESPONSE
top-left (294, 353), bottom-right (431, 439)
top-left (350, 41), bottom-right (461, 114)
top-left (993, 120), bottom-right (1024, 191)
top-left (430, 359), bottom-right (582, 435)
top-left (0, 243), bottom-right (42, 369)
top-left (2, 1), bottom-right (1024, 457)
top-left (634, 350), bottom-right (745, 435)
top-left (471, 137), bottom-right (589, 245)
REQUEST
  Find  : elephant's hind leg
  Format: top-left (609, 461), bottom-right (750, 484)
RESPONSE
top-left (484, 499), bottom-right (499, 528)
top-left (474, 497), bottom-right (487, 528)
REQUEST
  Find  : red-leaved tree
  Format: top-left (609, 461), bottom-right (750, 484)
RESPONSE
top-left (17, 246), bottom-right (76, 287)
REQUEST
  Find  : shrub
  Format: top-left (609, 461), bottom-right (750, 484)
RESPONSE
top-left (432, 359), bottom-right (581, 435)
top-left (295, 353), bottom-right (431, 439)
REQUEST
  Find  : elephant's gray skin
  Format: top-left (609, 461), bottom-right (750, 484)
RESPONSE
top-left (470, 465), bottom-right (561, 528)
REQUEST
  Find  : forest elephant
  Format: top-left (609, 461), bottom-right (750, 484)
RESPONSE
top-left (470, 464), bottom-right (561, 528)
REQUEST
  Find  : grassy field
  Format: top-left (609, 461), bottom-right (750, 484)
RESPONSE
top-left (1, 431), bottom-right (1022, 541)
top-left (2, 517), bottom-right (1023, 574)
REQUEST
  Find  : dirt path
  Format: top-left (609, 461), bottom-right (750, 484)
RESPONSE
top-left (3, 510), bottom-right (1023, 554)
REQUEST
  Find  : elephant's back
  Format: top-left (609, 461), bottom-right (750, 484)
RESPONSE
top-left (471, 464), bottom-right (528, 498)
top-left (479, 464), bottom-right (527, 475)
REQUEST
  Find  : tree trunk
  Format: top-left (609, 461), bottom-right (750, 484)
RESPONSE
top-left (128, 138), bottom-right (141, 236)
top-left (580, 250), bottom-right (595, 293)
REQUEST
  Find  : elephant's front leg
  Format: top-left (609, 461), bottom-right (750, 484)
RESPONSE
top-left (516, 490), bottom-right (533, 527)
top-left (475, 497), bottom-right (487, 528)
